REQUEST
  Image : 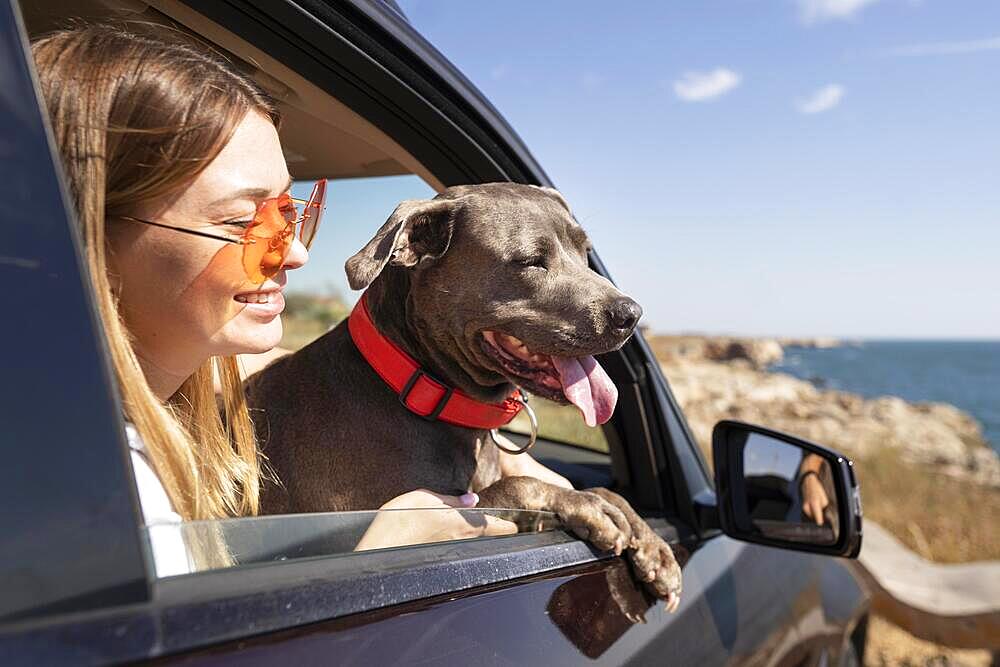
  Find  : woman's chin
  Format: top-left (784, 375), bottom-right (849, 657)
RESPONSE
top-left (218, 318), bottom-right (284, 356)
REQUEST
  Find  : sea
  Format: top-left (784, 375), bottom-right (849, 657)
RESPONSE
top-left (770, 340), bottom-right (1000, 454)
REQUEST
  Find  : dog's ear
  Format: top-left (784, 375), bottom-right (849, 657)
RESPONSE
top-left (345, 198), bottom-right (456, 290)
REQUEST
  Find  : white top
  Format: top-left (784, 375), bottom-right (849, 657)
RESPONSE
top-left (126, 423), bottom-right (194, 577)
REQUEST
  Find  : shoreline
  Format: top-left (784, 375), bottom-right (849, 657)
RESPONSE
top-left (647, 334), bottom-right (1000, 487)
top-left (773, 338), bottom-right (999, 454)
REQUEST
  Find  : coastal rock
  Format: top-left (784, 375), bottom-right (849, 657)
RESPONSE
top-left (650, 335), bottom-right (784, 370)
top-left (653, 338), bottom-right (1000, 488)
top-left (778, 336), bottom-right (842, 349)
top-left (704, 339), bottom-right (785, 368)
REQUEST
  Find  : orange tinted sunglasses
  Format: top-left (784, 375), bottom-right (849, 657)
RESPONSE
top-left (119, 179), bottom-right (327, 284)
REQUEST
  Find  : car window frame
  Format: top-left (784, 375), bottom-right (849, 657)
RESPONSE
top-left (0, 0), bottom-right (150, 626)
top-left (2, 0), bottom-right (713, 662)
top-left (178, 0), bottom-right (713, 513)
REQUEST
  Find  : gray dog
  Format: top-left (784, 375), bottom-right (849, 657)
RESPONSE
top-left (245, 183), bottom-right (682, 607)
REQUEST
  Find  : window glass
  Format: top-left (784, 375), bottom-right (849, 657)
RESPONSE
top-left (19, 0), bottom-right (633, 583)
top-left (505, 401), bottom-right (611, 453)
top-left (281, 176), bottom-right (436, 349)
top-left (146, 509), bottom-right (559, 578)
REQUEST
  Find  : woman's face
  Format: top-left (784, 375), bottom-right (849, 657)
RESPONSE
top-left (111, 111), bottom-right (308, 380)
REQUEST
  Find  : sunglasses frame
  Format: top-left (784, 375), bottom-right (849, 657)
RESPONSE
top-left (116, 180), bottom-right (326, 283)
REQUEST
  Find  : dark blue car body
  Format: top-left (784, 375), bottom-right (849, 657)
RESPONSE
top-left (0, 1), bottom-right (868, 664)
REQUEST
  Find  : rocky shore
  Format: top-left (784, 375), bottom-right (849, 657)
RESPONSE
top-left (647, 334), bottom-right (1000, 664)
top-left (647, 335), bottom-right (1000, 488)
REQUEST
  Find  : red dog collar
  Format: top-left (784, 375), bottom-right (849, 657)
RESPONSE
top-left (347, 292), bottom-right (524, 429)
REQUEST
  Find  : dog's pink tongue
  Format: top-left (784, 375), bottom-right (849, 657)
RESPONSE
top-left (551, 355), bottom-right (618, 427)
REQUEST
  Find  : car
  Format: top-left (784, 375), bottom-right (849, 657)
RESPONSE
top-left (1, 0), bottom-right (868, 664)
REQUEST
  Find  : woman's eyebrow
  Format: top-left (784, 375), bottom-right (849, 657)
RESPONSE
top-left (209, 176), bottom-right (294, 207)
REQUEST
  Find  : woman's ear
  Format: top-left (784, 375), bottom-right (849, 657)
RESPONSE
top-left (345, 198), bottom-right (457, 290)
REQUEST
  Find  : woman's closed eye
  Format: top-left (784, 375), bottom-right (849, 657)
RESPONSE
top-left (220, 216), bottom-right (255, 230)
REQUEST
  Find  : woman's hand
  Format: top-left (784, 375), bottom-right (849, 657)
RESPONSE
top-left (354, 489), bottom-right (518, 551)
top-left (800, 473), bottom-right (830, 526)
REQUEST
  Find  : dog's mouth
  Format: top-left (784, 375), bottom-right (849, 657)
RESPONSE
top-left (480, 330), bottom-right (618, 427)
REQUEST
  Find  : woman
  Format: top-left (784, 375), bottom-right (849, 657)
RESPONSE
top-left (33, 23), bottom-right (513, 573)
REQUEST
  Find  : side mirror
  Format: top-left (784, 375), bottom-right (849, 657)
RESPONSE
top-left (712, 420), bottom-right (862, 558)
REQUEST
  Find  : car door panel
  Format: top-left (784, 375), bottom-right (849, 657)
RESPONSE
top-left (152, 533), bottom-right (864, 665)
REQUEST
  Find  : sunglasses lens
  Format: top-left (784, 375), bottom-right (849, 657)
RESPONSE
top-left (298, 179), bottom-right (326, 250)
top-left (277, 193), bottom-right (298, 225)
top-left (242, 198), bottom-right (293, 284)
top-left (237, 184), bottom-right (326, 284)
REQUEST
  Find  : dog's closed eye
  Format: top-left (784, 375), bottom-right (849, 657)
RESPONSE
top-left (515, 256), bottom-right (548, 270)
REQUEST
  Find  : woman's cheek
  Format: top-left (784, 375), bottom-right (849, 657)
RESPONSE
top-left (189, 242), bottom-right (283, 353)
top-left (179, 243), bottom-right (247, 331)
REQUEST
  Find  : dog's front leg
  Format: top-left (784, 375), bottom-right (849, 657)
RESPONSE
top-left (585, 488), bottom-right (682, 611)
top-left (477, 476), bottom-right (632, 555)
top-left (478, 478), bottom-right (682, 609)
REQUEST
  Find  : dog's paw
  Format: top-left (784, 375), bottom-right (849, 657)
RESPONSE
top-left (634, 534), bottom-right (683, 613)
top-left (553, 490), bottom-right (633, 555)
top-left (584, 487), bottom-right (683, 611)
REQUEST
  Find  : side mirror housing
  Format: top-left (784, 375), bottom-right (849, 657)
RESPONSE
top-left (712, 420), bottom-right (862, 558)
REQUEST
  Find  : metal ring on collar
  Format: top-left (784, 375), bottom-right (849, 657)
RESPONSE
top-left (489, 394), bottom-right (537, 455)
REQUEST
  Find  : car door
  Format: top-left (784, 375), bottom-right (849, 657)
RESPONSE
top-left (2, 1), bottom-right (867, 664)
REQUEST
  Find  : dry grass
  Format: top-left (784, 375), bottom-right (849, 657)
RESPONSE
top-left (864, 614), bottom-right (994, 666)
top-left (279, 316), bottom-right (331, 351)
top-left (279, 292), bottom-right (348, 351)
top-left (855, 446), bottom-right (1000, 564)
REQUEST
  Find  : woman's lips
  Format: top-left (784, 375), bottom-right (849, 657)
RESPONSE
top-left (234, 290), bottom-right (285, 317)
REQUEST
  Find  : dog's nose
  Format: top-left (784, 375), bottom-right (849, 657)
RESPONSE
top-left (608, 297), bottom-right (642, 333)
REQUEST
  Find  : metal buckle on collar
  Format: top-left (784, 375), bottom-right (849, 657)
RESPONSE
top-left (489, 392), bottom-right (537, 455)
top-left (399, 368), bottom-right (454, 421)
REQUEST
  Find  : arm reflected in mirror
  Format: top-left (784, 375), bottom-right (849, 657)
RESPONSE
top-left (798, 453), bottom-right (831, 526)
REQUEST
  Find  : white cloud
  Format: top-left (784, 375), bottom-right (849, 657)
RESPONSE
top-left (673, 68), bottom-right (741, 102)
top-left (796, 84), bottom-right (845, 114)
top-left (883, 36), bottom-right (1000, 57)
top-left (490, 64), bottom-right (509, 80)
top-left (798, 0), bottom-right (881, 24)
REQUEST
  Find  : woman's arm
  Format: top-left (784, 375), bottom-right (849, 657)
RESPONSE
top-left (798, 453), bottom-right (830, 525)
top-left (354, 489), bottom-right (517, 551)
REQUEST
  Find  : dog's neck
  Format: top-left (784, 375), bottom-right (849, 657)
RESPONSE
top-left (364, 271), bottom-right (514, 405)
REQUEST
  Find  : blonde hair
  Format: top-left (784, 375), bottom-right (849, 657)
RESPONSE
top-left (33, 24), bottom-right (279, 521)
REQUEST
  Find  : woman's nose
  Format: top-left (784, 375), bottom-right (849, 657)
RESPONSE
top-left (284, 237), bottom-right (309, 270)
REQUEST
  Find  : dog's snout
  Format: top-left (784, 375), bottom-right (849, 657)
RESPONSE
top-left (608, 297), bottom-right (642, 333)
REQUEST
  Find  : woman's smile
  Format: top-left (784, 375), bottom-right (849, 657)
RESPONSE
top-left (234, 288), bottom-right (285, 317)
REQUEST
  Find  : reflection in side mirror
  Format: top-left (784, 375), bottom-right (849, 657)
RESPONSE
top-left (741, 435), bottom-right (838, 545)
top-left (712, 420), bottom-right (862, 558)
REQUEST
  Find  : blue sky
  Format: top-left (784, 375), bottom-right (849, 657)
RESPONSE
top-left (295, 1), bottom-right (999, 339)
